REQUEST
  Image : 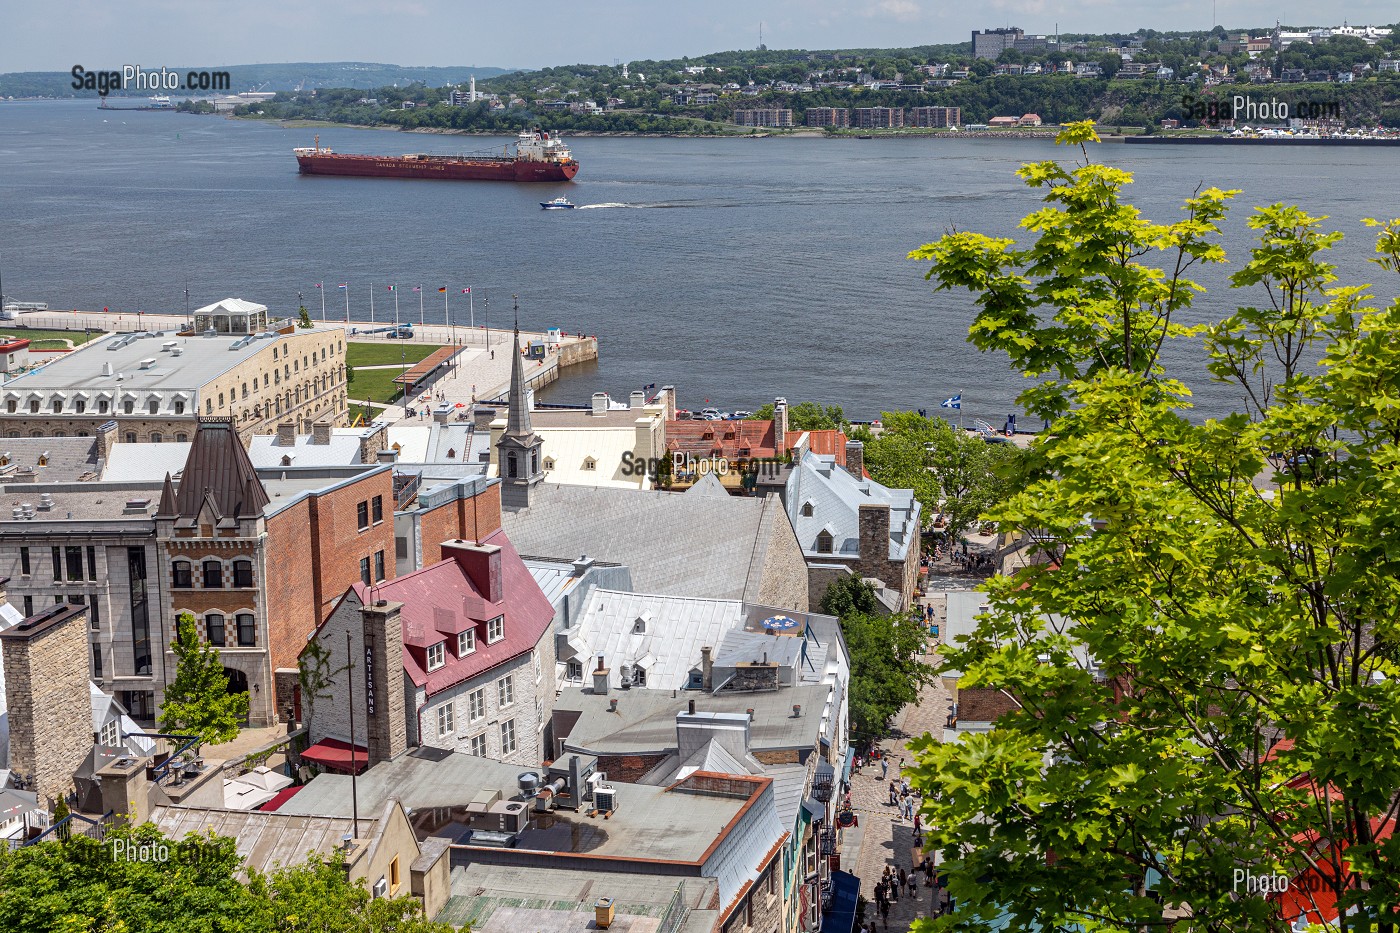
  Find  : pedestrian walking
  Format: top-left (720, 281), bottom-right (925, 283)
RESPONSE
top-left (880, 757), bottom-right (888, 779)
top-left (888, 781), bottom-right (898, 807)
top-left (898, 868), bottom-right (908, 898)
top-left (879, 899), bottom-right (890, 928)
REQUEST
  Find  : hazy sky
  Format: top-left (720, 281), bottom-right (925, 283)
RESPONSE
top-left (5, 1), bottom-right (1400, 73)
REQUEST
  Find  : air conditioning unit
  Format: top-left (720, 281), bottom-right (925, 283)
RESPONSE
top-left (489, 799), bottom-right (530, 834)
top-left (372, 877), bottom-right (388, 898)
top-left (594, 784), bottom-right (617, 812)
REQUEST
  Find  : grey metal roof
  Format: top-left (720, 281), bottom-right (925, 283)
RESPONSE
top-left (101, 443), bottom-right (191, 482)
top-left (500, 483), bottom-right (786, 602)
top-left (248, 434), bottom-right (364, 468)
top-left (0, 438), bottom-right (99, 483)
top-left (149, 805), bottom-right (373, 879)
top-left (556, 682), bottom-right (833, 755)
top-left (785, 452), bottom-right (921, 560)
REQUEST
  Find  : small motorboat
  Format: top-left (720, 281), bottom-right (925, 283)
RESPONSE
top-left (540, 197), bottom-right (575, 210)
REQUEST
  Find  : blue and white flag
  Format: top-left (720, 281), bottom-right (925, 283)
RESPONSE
top-left (940, 394), bottom-right (961, 410)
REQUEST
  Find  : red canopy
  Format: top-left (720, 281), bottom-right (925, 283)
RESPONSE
top-left (300, 738), bottom-right (369, 774)
top-left (259, 785), bottom-right (305, 812)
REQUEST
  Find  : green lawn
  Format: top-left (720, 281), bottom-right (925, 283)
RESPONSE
top-left (0, 327), bottom-right (105, 349)
top-left (348, 367), bottom-right (411, 407)
top-left (346, 341), bottom-right (443, 368)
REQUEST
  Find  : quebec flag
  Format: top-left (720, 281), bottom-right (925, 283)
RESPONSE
top-left (940, 394), bottom-right (961, 410)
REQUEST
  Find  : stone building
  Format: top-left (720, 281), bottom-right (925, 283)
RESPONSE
top-left (0, 603), bottom-right (92, 807)
top-left (783, 441), bottom-right (922, 611)
top-left (302, 530), bottom-right (557, 770)
top-left (0, 307), bottom-right (347, 443)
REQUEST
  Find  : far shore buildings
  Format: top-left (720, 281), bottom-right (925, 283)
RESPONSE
top-left (908, 106), bottom-right (961, 127)
top-left (732, 108), bottom-right (794, 128)
top-left (851, 107), bottom-right (903, 129)
top-left (806, 107), bottom-right (850, 128)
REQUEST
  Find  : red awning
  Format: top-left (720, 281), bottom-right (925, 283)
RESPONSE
top-left (259, 785), bottom-right (305, 812)
top-left (300, 738), bottom-right (369, 774)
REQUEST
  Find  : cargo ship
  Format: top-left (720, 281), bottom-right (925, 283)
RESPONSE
top-left (293, 129), bottom-right (579, 182)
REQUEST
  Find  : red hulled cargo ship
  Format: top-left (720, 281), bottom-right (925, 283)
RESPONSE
top-left (293, 129), bottom-right (579, 182)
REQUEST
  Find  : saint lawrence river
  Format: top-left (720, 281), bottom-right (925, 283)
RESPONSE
top-left (3, 100), bottom-right (1399, 421)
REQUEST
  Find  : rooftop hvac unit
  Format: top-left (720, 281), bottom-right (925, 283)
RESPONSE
top-left (372, 877), bottom-right (388, 898)
top-left (489, 799), bottom-right (529, 834)
top-left (594, 784), bottom-right (617, 813)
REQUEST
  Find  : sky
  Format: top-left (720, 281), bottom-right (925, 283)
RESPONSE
top-left (5, 1), bottom-right (1400, 73)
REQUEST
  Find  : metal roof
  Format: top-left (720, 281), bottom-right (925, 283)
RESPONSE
top-left (785, 452), bottom-right (921, 560)
top-left (149, 805), bottom-right (375, 880)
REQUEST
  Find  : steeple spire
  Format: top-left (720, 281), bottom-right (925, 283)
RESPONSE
top-left (504, 294), bottom-right (533, 438)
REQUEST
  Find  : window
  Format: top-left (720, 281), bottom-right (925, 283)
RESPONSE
top-left (468, 687), bottom-right (486, 721)
top-left (174, 400), bottom-right (185, 414)
top-left (237, 613), bottom-right (256, 647)
top-left (150, 433), bottom-right (162, 444)
top-left (487, 615), bottom-right (503, 643)
top-left (172, 560), bottom-right (192, 588)
top-left (357, 500), bottom-right (369, 530)
top-left (92, 643), bottom-right (103, 679)
top-left (202, 560), bottom-right (222, 588)
top-left (500, 719), bottom-right (517, 756)
top-left (458, 629), bottom-right (475, 656)
top-left (233, 559), bottom-right (253, 588)
top-left (582, 457), bottom-right (596, 471)
top-left (469, 732), bottom-right (487, 757)
top-left (98, 400), bottom-right (109, 414)
top-left (65, 546), bottom-right (84, 581)
top-left (51, 546), bottom-right (62, 581)
top-left (128, 547), bottom-right (151, 675)
top-left (389, 856), bottom-right (400, 893)
top-left (498, 674), bottom-right (514, 708)
top-left (148, 400), bottom-right (159, 415)
top-left (28, 400), bottom-right (39, 414)
top-left (566, 659), bottom-right (583, 681)
top-left (175, 433), bottom-right (188, 442)
top-left (371, 495), bottom-right (383, 523)
top-left (19, 546), bottom-right (29, 576)
top-left (3, 401), bottom-right (12, 414)
top-left (205, 399), bottom-right (212, 414)
top-left (506, 452), bottom-right (518, 478)
top-left (218, 392), bottom-right (224, 408)
top-left (126, 432), bottom-right (137, 444)
top-left (801, 501), bottom-right (814, 517)
top-left (360, 557), bottom-right (372, 586)
top-left (426, 642), bottom-right (445, 671)
top-left (816, 530), bottom-right (833, 554)
top-left (22, 595), bottom-right (32, 616)
top-left (99, 717), bottom-right (119, 747)
top-left (436, 703), bottom-right (454, 737)
top-left (88, 594), bottom-right (101, 630)
top-left (75, 400), bottom-right (85, 414)
top-left (52, 400), bottom-right (62, 414)
top-left (205, 612), bottom-right (225, 646)
top-left (87, 546), bottom-right (97, 580)
top-left (374, 550), bottom-right (386, 582)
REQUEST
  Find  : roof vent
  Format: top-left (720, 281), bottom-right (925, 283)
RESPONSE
top-left (123, 498), bottom-right (151, 515)
top-left (138, 358), bottom-right (156, 370)
top-left (171, 347), bottom-right (183, 357)
top-left (162, 341), bottom-right (177, 352)
top-left (101, 362), bottom-right (113, 377)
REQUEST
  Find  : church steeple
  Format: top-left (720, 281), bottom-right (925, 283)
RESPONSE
top-left (495, 295), bottom-right (545, 509)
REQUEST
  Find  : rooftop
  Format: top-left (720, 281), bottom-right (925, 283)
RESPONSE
top-left (0, 438), bottom-right (100, 483)
top-left (149, 804), bottom-right (377, 880)
top-left (1, 324), bottom-right (339, 394)
top-left (785, 452), bottom-right (920, 560)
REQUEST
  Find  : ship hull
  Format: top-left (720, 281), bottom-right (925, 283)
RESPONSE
top-left (295, 152), bottom-right (579, 182)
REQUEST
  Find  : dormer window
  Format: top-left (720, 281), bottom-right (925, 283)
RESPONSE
top-left (633, 666), bottom-right (647, 687)
top-left (487, 615), bottom-right (504, 643)
top-left (543, 457), bottom-right (555, 471)
top-left (582, 457), bottom-right (596, 471)
top-left (458, 629), bottom-right (475, 656)
top-left (633, 612), bottom-right (650, 634)
top-left (816, 529), bottom-right (834, 554)
top-left (801, 501), bottom-right (814, 517)
top-left (426, 641), bottom-right (445, 671)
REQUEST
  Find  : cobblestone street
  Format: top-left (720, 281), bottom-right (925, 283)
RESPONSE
top-left (841, 590), bottom-right (960, 932)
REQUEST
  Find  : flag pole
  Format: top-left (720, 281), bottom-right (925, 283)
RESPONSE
top-left (369, 283), bottom-right (375, 325)
top-left (418, 285), bottom-right (424, 327)
top-left (469, 288), bottom-right (475, 337)
top-left (320, 285), bottom-right (326, 322)
top-left (393, 285), bottom-right (399, 327)
top-left (344, 283), bottom-right (350, 323)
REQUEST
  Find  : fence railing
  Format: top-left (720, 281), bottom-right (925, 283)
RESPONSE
top-left (25, 810), bottom-right (114, 847)
top-left (656, 881), bottom-right (688, 933)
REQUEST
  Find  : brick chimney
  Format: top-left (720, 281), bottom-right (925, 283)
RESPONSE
top-left (858, 503), bottom-right (891, 564)
top-left (0, 603), bottom-right (92, 808)
top-left (441, 540), bottom-right (502, 603)
top-left (95, 419), bottom-right (118, 463)
top-left (360, 599), bottom-right (408, 764)
top-left (312, 421), bottom-right (333, 445)
top-left (773, 398), bottom-right (788, 452)
top-left (701, 645), bottom-right (714, 691)
top-left (276, 422), bottom-right (297, 447)
top-left (592, 655), bottom-right (609, 695)
top-left (845, 439), bottom-right (865, 478)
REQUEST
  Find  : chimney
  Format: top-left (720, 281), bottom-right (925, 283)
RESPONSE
top-left (660, 386), bottom-right (677, 421)
top-left (312, 421), bottom-right (333, 445)
top-left (357, 422), bottom-right (387, 464)
top-left (95, 419), bottom-right (118, 463)
top-left (701, 645), bottom-right (713, 691)
top-left (773, 397), bottom-right (788, 452)
top-left (844, 439), bottom-right (865, 478)
top-left (630, 390), bottom-right (645, 409)
top-left (376, 447), bottom-right (398, 464)
top-left (442, 540), bottom-right (503, 603)
top-left (688, 698), bottom-right (696, 715)
top-left (473, 406), bottom-right (498, 431)
top-left (276, 422), bottom-right (297, 447)
top-left (858, 503), bottom-right (892, 563)
top-left (360, 599), bottom-right (408, 764)
top-left (591, 392), bottom-right (609, 416)
top-left (572, 555), bottom-right (594, 577)
top-left (0, 604), bottom-right (92, 808)
top-left (593, 655), bottom-right (609, 695)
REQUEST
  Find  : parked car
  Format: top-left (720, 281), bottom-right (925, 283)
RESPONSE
top-left (700, 407), bottom-right (721, 419)
top-left (675, 409), bottom-right (694, 420)
top-left (731, 409), bottom-right (753, 419)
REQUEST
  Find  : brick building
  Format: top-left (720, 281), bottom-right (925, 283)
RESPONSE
top-left (732, 108), bottom-right (794, 128)
top-left (0, 419), bottom-right (396, 727)
top-left (908, 105), bottom-right (961, 127)
top-left (851, 107), bottom-right (904, 129)
top-left (0, 305), bottom-right (347, 443)
top-left (0, 603), bottom-right (92, 807)
top-left (805, 107), bottom-right (850, 128)
top-left (302, 530), bottom-right (557, 769)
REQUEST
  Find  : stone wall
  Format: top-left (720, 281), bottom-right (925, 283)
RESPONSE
top-left (756, 499), bottom-right (810, 612)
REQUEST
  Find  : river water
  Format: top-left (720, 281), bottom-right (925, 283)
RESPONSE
top-left (2, 100), bottom-right (1397, 421)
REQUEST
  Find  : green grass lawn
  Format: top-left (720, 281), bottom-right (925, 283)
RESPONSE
top-left (346, 341), bottom-right (442, 368)
top-left (347, 367), bottom-right (411, 407)
top-left (0, 327), bottom-right (105, 349)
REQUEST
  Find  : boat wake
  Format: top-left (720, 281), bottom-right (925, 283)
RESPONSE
top-left (575, 202), bottom-right (636, 209)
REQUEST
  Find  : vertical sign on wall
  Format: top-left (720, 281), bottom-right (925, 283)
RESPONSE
top-left (364, 634), bottom-right (376, 717)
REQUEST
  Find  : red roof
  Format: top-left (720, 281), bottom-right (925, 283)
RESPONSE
top-left (300, 738), bottom-right (368, 774)
top-left (785, 429), bottom-right (849, 468)
top-left (351, 528), bottom-right (554, 696)
top-left (666, 420), bottom-right (777, 459)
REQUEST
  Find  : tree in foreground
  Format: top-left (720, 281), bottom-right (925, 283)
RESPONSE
top-left (0, 824), bottom-right (454, 932)
top-left (820, 575), bottom-right (935, 738)
top-left (904, 122), bottom-right (1400, 930)
top-left (159, 611), bottom-right (249, 747)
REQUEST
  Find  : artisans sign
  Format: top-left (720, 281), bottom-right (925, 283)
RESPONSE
top-left (364, 638), bottom-right (376, 717)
